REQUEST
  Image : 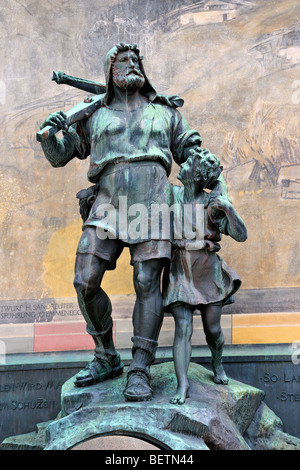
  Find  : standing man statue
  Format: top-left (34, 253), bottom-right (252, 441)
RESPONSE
top-left (39, 43), bottom-right (207, 401)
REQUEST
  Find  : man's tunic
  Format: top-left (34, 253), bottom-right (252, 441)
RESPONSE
top-left (42, 99), bottom-right (201, 243)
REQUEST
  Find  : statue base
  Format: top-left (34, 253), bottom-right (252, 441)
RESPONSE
top-left (1, 362), bottom-right (300, 450)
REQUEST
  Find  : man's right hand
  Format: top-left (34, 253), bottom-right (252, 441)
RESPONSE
top-left (40, 110), bottom-right (68, 131)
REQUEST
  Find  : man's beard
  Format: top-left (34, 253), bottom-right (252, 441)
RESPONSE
top-left (112, 68), bottom-right (145, 92)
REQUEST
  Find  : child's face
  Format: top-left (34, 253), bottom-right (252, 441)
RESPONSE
top-left (178, 155), bottom-right (198, 185)
top-left (178, 153), bottom-right (221, 189)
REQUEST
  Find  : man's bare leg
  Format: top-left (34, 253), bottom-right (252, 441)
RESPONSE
top-left (124, 258), bottom-right (166, 401)
top-left (73, 253), bottom-right (123, 387)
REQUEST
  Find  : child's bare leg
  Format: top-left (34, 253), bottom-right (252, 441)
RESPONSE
top-left (170, 303), bottom-right (193, 404)
top-left (201, 303), bottom-right (229, 385)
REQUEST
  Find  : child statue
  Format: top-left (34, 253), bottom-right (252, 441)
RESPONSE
top-left (163, 149), bottom-right (247, 404)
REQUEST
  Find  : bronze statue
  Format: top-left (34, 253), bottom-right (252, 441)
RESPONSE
top-left (163, 149), bottom-right (247, 404)
top-left (38, 43), bottom-right (226, 402)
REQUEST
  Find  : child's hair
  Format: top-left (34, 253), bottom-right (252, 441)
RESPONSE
top-left (190, 148), bottom-right (222, 188)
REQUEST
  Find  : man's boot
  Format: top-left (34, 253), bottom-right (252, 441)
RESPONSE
top-left (74, 291), bottom-right (124, 387)
top-left (123, 336), bottom-right (158, 401)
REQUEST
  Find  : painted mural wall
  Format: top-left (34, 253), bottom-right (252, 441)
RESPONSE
top-left (0, 0), bottom-right (299, 304)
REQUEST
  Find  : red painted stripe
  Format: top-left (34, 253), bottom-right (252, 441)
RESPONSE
top-left (34, 321), bottom-right (87, 335)
top-left (34, 333), bottom-right (94, 352)
top-left (33, 321), bottom-right (116, 352)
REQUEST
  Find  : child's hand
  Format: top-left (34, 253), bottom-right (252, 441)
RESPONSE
top-left (208, 194), bottom-right (232, 213)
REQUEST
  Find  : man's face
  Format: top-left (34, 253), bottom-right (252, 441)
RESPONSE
top-left (112, 50), bottom-right (145, 91)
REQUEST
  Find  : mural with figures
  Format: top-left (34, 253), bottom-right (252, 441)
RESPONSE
top-left (0, 0), bottom-right (299, 303)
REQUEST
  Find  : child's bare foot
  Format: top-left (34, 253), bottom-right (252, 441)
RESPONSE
top-left (213, 364), bottom-right (229, 385)
top-left (170, 384), bottom-right (189, 405)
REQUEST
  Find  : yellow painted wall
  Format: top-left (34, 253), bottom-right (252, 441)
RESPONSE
top-left (232, 312), bottom-right (300, 344)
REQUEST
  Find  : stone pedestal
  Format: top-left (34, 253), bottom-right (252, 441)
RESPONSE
top-left (3, 361), bottom-right (299, 450)
top-left (50, 362), bottom-right (300, 450)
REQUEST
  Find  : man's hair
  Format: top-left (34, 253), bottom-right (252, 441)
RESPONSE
top-left (111, 43), bottom-right (143, 64)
